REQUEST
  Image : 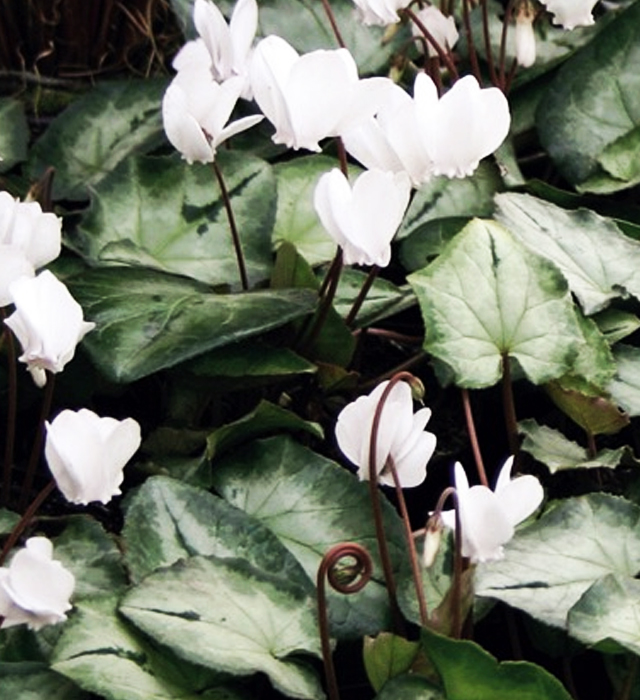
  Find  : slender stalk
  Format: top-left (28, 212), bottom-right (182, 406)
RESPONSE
top-left (2, 314), bottom-right (18, 506)
top-left (212, 160), bottom-right (249, 292)
top-left (19, 373), bottom-right (55, 511)
top-left (0, 480), bottom-right (55, 566)
top-left (404, 7), bottom-right (459, 79)
top-left (336, 136), bottom-right (349, 178)
top-left (497, 0), bottom-right (515, 90)
top-left (317, 543), bottom-right (373, 700)
top-left (352, 327), bottom-right (423, 345)
top-left (297, 250), bottom-right (344, 356)
top-left (368, 372), bottom-right (422, 632)
top-left (319, 0), bottom-right (346, 48)
top-left (359, 352), bottom-right (427, 391)
top-left (460, 0), bottom-right (482, 83)
top-left (586, 430), bottom-right (597, 460)
top-left (501, 353), bottom-right (519, 460)
top-left (345, 265), bottom-right (378, 328)
top-left (480, 0), bottom-right (497, 85)
top-left (389, 458), bottom-right (429, 627)
top-left (461, 388), bottom-right (488, 487)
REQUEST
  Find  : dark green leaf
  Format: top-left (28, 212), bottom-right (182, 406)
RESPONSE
top-left (0, 99), bottom-right (29, 172)
top-left (67, 267), bottom-right (317, 383)
top-left (28, 80), bottom-right (167, 200)
top-left (71, 152), bottom-right (275, 289)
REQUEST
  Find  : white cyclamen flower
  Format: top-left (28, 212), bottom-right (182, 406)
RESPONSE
top-left (45, 409), bottom-right (142, 505)
top-left (250, 35), bottom-right (394, 152)
top-left (174, 0), bottom-right (257, 98)
top-left (0, 191), bottom-right (62, 305)
top-left (344, 73), bottom-right (510, 185)
top-left (162, 72), bottom-right (263, 164)
top-left (314, 168), bottom-right (411, 267)
top-left (411, 6), bottom-right (459, 58)
top-left (0, 537), bottom-right (75, 630)
top-left (4, 270), bottom-right (95, 387)
top-left (336, 380), bottom-right (436, 488)
top-left (352, 0), bottom-right (412, 26)
top-left (538, 0), bottom-right (599, 29)
top-left (441, 458), bottom-right (544, 563)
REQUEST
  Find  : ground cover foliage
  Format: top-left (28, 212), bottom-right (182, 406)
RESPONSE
top-left (2, 0), bottom-right (640, 698)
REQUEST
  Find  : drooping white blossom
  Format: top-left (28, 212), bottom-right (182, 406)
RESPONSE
top-left (351, 0), bottom-right (412, 26)
top-left (539, 0), bottom-right (599, 29)
top-left (314, 168), bottom-right (411, 267)
top-left (174, 0), bottom-right (258, 98)
top-left (250, 35), bottom-right (394, 152)
top-left (45, 409), bottom-right (142, 505)
top-left (4, 270), bottom-right (95, 387)
top-left (441, 458), bottom-right (544, 563)
top-left (344, 73), bottom-right (510, 185)
top-left (162, 72), bottom-right (263, 164)
top-left (0, 537), bottom-right (75, 630)
top-left (336, 380), bottom-right (436, 488)
top-left (411, 5), bottom-right (459, 58)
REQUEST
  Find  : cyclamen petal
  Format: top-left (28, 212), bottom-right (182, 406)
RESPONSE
top-left (314, 168), bottom-right (411, 267)
top-left (0, 537), bottom-right (75, 630)
top-left (441, 459), bottom-right (544, 563)
top-left (250, 36), bottom-right (392, 152)
top-left (335, 380), bottom-right (436, 488)
top-left (352, 0), bottom-right (412, 25)
top-left (538, 0), bottom-right (598, 29)
top-left (4, 270), bottom-right (95, 387)
top-left (45, 409), bottom-right (142, 505)
top-left (411, 6), bottom-right (459, 58)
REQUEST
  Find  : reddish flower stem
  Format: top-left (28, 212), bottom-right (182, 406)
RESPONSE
top-left (461, 388), bottom-right (488, 487)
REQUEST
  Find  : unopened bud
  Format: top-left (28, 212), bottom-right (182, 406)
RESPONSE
top-left (515, 2), bottom-right (536, 68)
top-left (423, 514), bottom-right (444, 568)
top-left (406, 374), bottom-right (425, 403)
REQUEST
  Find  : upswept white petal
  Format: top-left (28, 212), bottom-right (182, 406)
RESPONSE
top-left (457, 485), bottom-right (513, 562)
top-left (0, 191), bottom-right (61, 270)
top-left (342, 118), bottom-right (407, 175)
top-left (539, 0), bottom-right (598, 29)
top-left (425, 75), bottom-right (510, 178)
top-left (411, 6), bottom-right (459, 57)
top-left (441, 459), bottom-right (543, 563)
top-left (230, 0), bottom-right (258, 69)
top-left (162, 81), bottom-right (214, 164)
top-left (250, 36), bottom-right (298, 147)
top-left (4, 270), bottom-right (95, 386)
top-left (314, 168), bottom-right (410, 267)
top-left (45, 409), bottom-right (141, 505)
top-left (335, 379), bottom-right (436, 488)
top-left (172, 38), bottom-right (211, 73)
top-left (352, 0), bottom-right (412, 25)
top-left (0, 537), bottom-right (74, 630)
top-left (194, 0), bottom-right (234, 80)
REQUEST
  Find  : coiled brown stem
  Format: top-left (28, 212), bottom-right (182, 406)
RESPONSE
top-left (317, 543), bottom-right (373, 700)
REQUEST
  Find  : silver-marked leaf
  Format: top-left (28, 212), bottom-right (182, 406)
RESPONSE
top-left (67, 267), bottom-right (317, 383)
top-left (0, 668), bottom-right (88, 699)
top-left (122, 475), bottom-right (311, 589)
top-left (120, 556), bottom-right (323, 700)
top-left (71, 152), bottom-right (275, 289)
top-left (568, 574), bottom-right (640, 655)
top-left (397, 161), bottom-right (503, 241)
top-left (519, 418), bottom-right (629, 473)
top-left (495, 193), bottom-right (640, 315)
top-left (536, 1), bottom-right (640, 193)
top-left (608, 344), bottom-right (640, 416)
top-left (52, 597), bottom-right (231, 700)
top-left (476, 494), bottom-right (640, 629)
top-left (28, 79), bottom-right (167, 200)
top-left (408, 218), bottom-right (581, 388)
top-left (211, 436), bottom-right (407, 638)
